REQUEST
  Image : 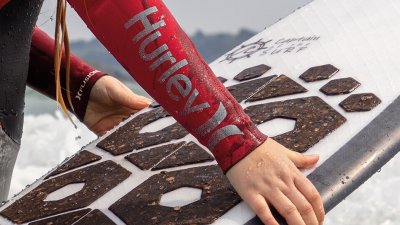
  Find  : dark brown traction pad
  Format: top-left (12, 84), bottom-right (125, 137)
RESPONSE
top-left (228, 76), bottom-right (277, 102)
top-left (320, 77), bottom-right (361, 95)
top-left (97, 108), bottom-right (189, 155)
top-left (126, 142), bottom-right (214, 171)
top-left (74, 209), bottom-right (116, 225)
top-left (126, 142), bottom-right (185, 170)
top-left (234, 64), bottom-right (271, 81)
top-left (150, 101), bottom-right (161, 108)
top-left (152, 142), bottom-right (215, 171)
top-left (0, 161), bottom-right (131, 224)
top-left (217, 76), bottom-right (228, 83)
top-left (228, 75), bottom-right (308, 103)
top-left (339, 93), bottom-right (382, 112)
top-left (299, 64), bottom-right (339, 82)
top-left (247, 75), bottom-right (308, 102)
top-left (245, 97), bottom-right (347, 152)
top-left (28, 209), bottom-right (91, 225)
top-left (109, 165), bottom-right (241, 225)
top-left (45, 150), bottom-right (102, 179)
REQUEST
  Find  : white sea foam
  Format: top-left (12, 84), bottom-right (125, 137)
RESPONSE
top-left (10, 112), bottom-right (96, 197)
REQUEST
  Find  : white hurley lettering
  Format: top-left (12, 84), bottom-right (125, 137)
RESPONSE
top-left (208, 125), bottom-right (243, 150)
top-left (158, 59), bottom-right (188, 83)
top-left (139, 31), bottom-right (168, 61)
top-left (195, 102), bottom-right (227, 137)
top-left (125, 6), bottom-right (243, 150)
top-left (182, 89), bottom-right (210, 116)
top-left (125, 6), bottom-right (166, 43)
top-left (150, 51), bottom-right (176, 71)
top-left (166, 74), bottom-right (192, 101)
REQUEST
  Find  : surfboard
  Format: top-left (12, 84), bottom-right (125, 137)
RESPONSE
top-left (1, 0), bottom-right (399, 224)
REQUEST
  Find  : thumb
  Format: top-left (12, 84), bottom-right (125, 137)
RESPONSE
top-left (110, 81), bottom-right (152, 110)
top-left (122, 91), bottom-right (152, 110)
top-left (285, 149), bottom-right (319, 169)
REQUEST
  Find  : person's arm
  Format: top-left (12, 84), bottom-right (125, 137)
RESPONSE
top-left (66, 1), bottom-right (324, 224)
top-left (28, 27), bottom-right (151, 134)
top-left (67, 0), bottom-right (265, 176)
top-left (0, 0), bottom-right (10, 10)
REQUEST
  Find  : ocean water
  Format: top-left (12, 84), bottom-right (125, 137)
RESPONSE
top-left (8, 90), bottom-right (400, 225)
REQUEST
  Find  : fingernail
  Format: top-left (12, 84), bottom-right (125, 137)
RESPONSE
top-left (139, 96), bottom-right (152, 105)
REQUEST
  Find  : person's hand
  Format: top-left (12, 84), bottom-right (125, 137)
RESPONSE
top-left (83, 76), bottom-right (151, 135)
top-left (226, 138), bottom-right (324, 225)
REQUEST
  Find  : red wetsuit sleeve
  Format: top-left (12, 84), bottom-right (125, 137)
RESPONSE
top-left (27, 27), bottom-right (107, 121)
top-left (67, 0), bottom-right (268, 172)
top-left (0, 0), bottom-right (10, 10)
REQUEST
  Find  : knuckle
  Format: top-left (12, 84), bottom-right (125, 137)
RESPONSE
top-left (278, 184), bottom-right (290, 194)
top-left (279, 183), bottom-right (295, 195)
top-left (317, 206), bottom-right (326, 221)
top-left (282, 173), bottom-right (294, 182)
top-left (310, 189), bottom-right (321, 202)
top-left (318, 205), bottom-right (325, 215)
top-left (254, 204), bottom-right (267, 215)
top-left (300, 202), bottom-right (314, 215)
top-left (283, 204), bottom-right (297, 216)
top-left (276, 176), bottom-right (293, 187)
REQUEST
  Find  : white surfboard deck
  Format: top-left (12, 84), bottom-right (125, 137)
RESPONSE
top-left (1, 0), bottom-right (400, 224)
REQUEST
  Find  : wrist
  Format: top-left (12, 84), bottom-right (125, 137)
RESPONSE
top-left (69, 70), bottom-right (108, 121)
top-left (213, 125), bottom-right (268, 174)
